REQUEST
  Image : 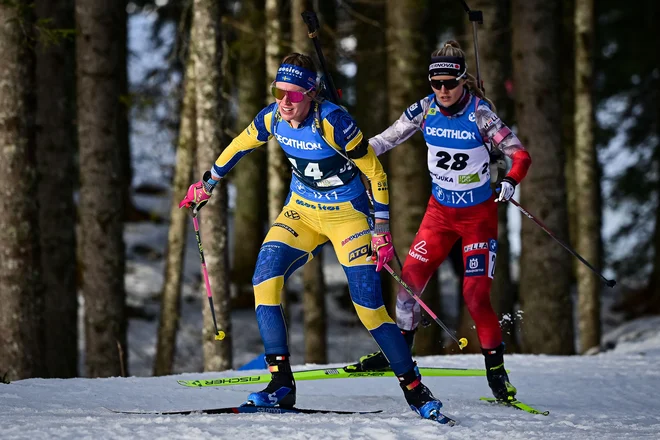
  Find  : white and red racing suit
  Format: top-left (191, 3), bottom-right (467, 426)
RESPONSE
top-left (370, 90), bottom-right (531, 349)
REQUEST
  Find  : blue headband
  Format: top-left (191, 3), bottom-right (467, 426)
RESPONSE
top-left (275, 64), bottom-right (317, 90)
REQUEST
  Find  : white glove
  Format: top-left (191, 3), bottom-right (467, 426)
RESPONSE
top-left (495, 177), bottom-right (516, 202)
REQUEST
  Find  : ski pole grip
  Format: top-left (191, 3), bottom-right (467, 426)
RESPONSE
top-left (301, 10), bottom-right (319, 36)
top-left (468, 10), bottom-right (483, 23)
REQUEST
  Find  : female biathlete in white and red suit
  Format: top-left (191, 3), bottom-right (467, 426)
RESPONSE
top-left (351, 41), bottom-right (532, 402)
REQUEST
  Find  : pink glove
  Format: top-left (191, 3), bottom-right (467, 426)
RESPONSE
top-left (179, 171), bottom-right (216, 213)
top-left (371, 231), bottom-right (394, 272)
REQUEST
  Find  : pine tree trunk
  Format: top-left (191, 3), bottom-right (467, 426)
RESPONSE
top-left (574, 0), bottom-right (601, 352)
top-left (192, 0), bottom-right (232, 372)
top-left (563, 0), bottom-right (577, 265)
top-left (303, 253), bottom-right (327, 363)
top-left (35, 0), bottom-right (78, 378)
top-left (472, 0), bottom-right (517, 351)
top-left (0, 0), bottom-right (45, 381)
top-left (413, 275), bottom-right (441, 355)
top-left (512, 0), bottom-right (574, 354)
top-left (452, 0), bottom-right (516, 354)
top-left (117, 7), bottom-right (132, 222)
top-left (386, 0), bottom-right (440, 354)
top-left (353, 0), bottom-right (395, 316)
top-left (265, 0), bottom-right (288, 226)
top-left (354, 0), bottom-right (387, 156)
top-left (291, 0), bottom-right (312, 54)
top-left (652, 1), bottom-right (660, 315)
top-left (232, 0), bottom-right (267, 308)
top-left (265, 0), bottom-right (291, 316)
top-left (76, 0), bottom-right (128, 377)
top-left (154, 55), bottom-right (197, 376)
top-left (290, 0), bottom-right (327, 363)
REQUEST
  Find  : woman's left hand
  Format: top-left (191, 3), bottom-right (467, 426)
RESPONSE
top-left (371, 232), bottom-right (394, 272)
top-left (495, 177), bottom-right (517, 202)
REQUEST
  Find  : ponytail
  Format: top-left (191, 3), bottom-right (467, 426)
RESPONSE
top-left (432, 41), bottom-right (496, 112)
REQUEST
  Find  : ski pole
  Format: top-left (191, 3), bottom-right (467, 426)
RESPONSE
top-left (301, 9), bottom-right (341, 103)
top-left (383, 263), bottom-right (468, 350)
top-left (509, 198), bottom-right (616, 287)
top-left (192, 214), bottom-right (226, 340)
top-left (389, 248), bottom-right (430, 326)
top-left (456, 0), bottom-right (485, 92)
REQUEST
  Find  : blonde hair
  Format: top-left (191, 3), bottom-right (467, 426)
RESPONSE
top-left (432, 40), bottom-right (496, 111)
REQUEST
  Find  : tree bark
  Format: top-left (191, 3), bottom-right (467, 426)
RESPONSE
top-left (290, 0), bottom-right (327, 363)
top-left (385, 0), bottom-right (440, 354)
top-left (651, 0), bottom-right (660, 315)
top-left (265, 0), bottom-right (289, 226)
top-left (265, 0), bottom-right (291, 316)
top-left (513, 0), bottom-right (574, 354)
top-left (0, 0), bottom-right (45, 381)
top-left (574, 0), bottom-right (601, 352)
top-left (563, 0), bottom-right (577, 264)
top-left (192, 0), bottom-right (232, 372)
top-left (291, 0), bottom-right (312, 54)
top-left (76, 0), bottom-right (128, 376)
top-left (354, 0), bottom-right (387, 159)
top-left (154, 55), bottom-right (197, 376)
top-left (303, 253), bottom-right (327, 363)
top-left (353, 0), bottom-right (396, 316)
top-left (35, 0), bottom-right (78, 378)
top-left (453, 0), bottom-right (516, 354)
top-left (232, 0), bottom-right (267, 308)
top-left (473, 0), bottom-right (517, 351)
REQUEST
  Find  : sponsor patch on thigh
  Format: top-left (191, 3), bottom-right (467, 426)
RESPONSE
top-left (465, 254), bottom-right (486, 277)
top-left (348, 244), bottom-right (370, 262)
top-left (273, 222), bottom-right (299, 237)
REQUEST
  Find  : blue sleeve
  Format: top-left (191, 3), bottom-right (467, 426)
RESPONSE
top-left (253, 102), bottom-right (278, 142)
top-left (325, 109), bottom-right (361, 151)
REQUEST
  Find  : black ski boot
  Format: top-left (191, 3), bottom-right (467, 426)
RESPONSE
top-left (346, 329), bottom-right (416, 372)
top-left (244, 354), bottom-right (296, 408)
top-left (483, 344), bottom-right (516, 401)
top-left (398, 367), bottom-right (444, 420)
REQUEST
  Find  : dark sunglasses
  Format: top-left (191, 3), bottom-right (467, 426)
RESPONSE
top-left (270, 83), bottom-right (313, 103)
top-left (430, 78), bottom-right (461, 91)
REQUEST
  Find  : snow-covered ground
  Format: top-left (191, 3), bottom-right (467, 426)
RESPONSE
top-left (3, 319), bottom-right (660, 439)
top-left (3, 12), bottom-right (651, 440)
top-left (6, 187), bottom-right (658, 439)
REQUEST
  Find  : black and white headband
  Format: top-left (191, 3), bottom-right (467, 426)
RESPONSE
top-left (428, 56), bottom-right (467, 79)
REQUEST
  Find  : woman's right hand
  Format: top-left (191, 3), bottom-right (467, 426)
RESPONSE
top-left (179, 171), bottom-right (217, 214)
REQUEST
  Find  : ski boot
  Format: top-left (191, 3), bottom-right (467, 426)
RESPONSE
top-left (345, 329), bottom-right (416, 372)
top-left (398, 367), bottom-right (444, 421)
top-left (483, 344), bottom-right (517, 401)
top-left (243, 354), bottom-right (296, 408)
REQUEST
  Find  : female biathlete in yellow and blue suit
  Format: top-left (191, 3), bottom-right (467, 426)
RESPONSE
top-left (180, 53), bottom-right (448, 422)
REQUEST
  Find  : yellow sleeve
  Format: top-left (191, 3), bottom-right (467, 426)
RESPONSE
top-left (351, 144), bottom-right (389, 219)
top-left (212, 110), bottom-right (274, 179)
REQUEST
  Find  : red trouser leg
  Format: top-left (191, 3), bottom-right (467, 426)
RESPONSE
top-left (457, 198), bottom-right (502, 350)
top-left (395, 197), bottom-right (459, 331)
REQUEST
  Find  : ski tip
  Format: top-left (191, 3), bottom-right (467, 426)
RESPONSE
top-left (479, 397), bottom-right (550, 416)
top-left (177, 380), bottom-right (202, 387)
top-left (433, 412), bottom-right (459, 426)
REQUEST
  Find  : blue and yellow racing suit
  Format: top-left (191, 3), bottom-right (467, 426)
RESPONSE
top-left (211, 100), bottom-right (413, 375)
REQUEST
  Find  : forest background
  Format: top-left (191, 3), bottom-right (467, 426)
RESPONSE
top-left (0, 0), bottom-right (658, 381)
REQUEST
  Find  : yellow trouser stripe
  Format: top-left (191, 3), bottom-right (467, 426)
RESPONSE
top-left (254, 278), bottom-right (284, 307)
top-left (353, 303), bottom-right (394, 330)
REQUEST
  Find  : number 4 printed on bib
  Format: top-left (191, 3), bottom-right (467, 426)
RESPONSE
top-left (289, 158), bottom-right (323, 180)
